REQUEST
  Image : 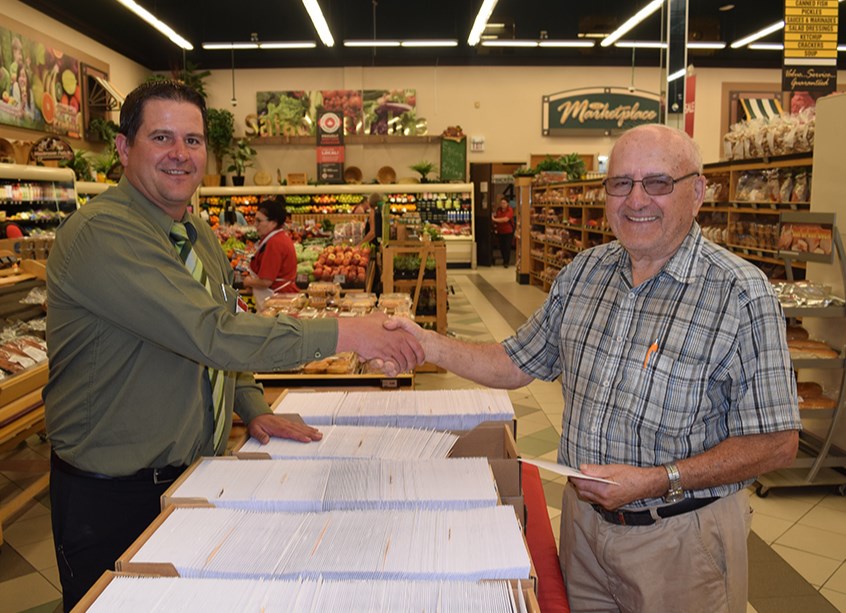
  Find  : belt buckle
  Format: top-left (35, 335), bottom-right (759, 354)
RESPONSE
top-left (614, 510), bottom-right (627, 525)
top-left (153, 468), bottom-right (170, 485)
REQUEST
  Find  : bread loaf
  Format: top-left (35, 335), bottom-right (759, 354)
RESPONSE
top-left (788, 339), bottom-right (839, 360)
top-left (799, 395), bottom-right (837, 410)
top-left (796, 381), bottom-right (823, 398)
top-left (785, 325), bottom-right (809, 341)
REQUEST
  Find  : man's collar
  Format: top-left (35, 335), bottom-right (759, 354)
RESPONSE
top-left (116, 176), bottom-right (194, 235)
top-left (599, 223), bottom-right (703, 285)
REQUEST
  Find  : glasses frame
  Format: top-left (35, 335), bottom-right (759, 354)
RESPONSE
top-left (602, 171), bottom-right (700, 197)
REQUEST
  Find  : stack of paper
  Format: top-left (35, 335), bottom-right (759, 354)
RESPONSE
top-left (168, 458), bottom-right (499, 512)
top-left (238, 425), bottom-right (458, 460)
top-left (274, 389), bottom-right (515, 430)
top-left (128, 506), bottom-right (531, 581)
top-left (87, 576), bottom-right (532, 612)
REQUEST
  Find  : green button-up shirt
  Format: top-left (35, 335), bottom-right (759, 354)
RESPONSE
top-left (45, 178), bottom-right (337, 475)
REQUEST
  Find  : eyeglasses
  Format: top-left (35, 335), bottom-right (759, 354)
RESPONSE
top-left (602, 172), bottom-right (700, 197)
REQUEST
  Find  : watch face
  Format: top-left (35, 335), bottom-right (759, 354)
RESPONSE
top-left (664, 489), bottom-right (685, 504)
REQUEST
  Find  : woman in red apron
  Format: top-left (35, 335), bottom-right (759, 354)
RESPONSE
top-left (242, 198), bottom-right (298, 309)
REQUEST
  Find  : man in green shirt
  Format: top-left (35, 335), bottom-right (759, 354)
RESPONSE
top-left (45, 80), bottom-right (424, 611)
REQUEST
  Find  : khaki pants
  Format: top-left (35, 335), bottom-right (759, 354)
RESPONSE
top-left (559, 484), bottom-right (752, 613)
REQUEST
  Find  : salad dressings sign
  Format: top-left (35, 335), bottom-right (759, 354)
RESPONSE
top-left (783, 0), bottom-right (838, 93)
top-left (0, 25), bottom-right (83, 136)
top-left (247, 89), bottom-right (425, 138)
top-left (542, 87), bottom-right (660, 135)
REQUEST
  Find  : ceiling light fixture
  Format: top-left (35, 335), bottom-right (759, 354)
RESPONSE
top-left (259, 42), bottom-right (317, 49)
top-left (114, 0), bottom-right (192, 49)
top-left (302, 0), bottom-right (334, 47)
top-left (344, 40), bottom-right (401, 47)
top-left (601, 0), bottom-right (664, 48)
top-left (481, 40), bottom-right (539, 48)
top-left (615, 40), bottom-right (667, 49)
top-left (730, 20), bottom-right (784, 48)
top-left (538, 40), bottom-right (596, 48)
top-left (749, 42), bottom-right (784, 50)
top-left (688, 41), bottom-right (726, 49)
top-left (667, 68), bottom-right (686, 82)
top-left (400, 40), bottom-right (459, 48)
top-left (202, 43), bottom-right (259, 50)
top-left (468, 0), bottom-right (500, 46)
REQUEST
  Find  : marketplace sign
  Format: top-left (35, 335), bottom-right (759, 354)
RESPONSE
top-left (542, 87), bottom-right (660, 136)
top-left (782, 0), bottom-right (838, 93)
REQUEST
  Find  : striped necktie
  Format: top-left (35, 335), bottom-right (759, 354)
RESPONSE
top-left (169, 221), bottom-right (227, 454)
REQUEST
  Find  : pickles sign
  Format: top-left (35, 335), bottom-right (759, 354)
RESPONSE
top-left (542, 87), bottom-right (660, 135)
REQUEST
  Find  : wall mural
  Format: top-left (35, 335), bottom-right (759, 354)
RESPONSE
top-left (0, 25), bottom-right (83, 138)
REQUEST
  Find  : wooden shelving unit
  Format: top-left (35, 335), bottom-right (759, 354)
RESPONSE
top-left (381, 240), bottom-right (447, 373)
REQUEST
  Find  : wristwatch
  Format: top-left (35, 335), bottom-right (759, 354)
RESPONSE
top-left (663, 462), bottom-right (684, 503)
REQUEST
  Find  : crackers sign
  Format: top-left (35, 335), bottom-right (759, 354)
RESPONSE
top-left (542, 87), bottom-right (660, 135)
top-left (783, 0), bottom-right (838, 93)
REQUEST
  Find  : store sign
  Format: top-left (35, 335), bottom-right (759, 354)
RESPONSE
top-left (542, 87), bottom-right (660, 136)
top-left (782, 0), bottom-right (838, 93)
top-left (684, 72), bottom-right (696, 137)
top-left (316, 111), bottom-right (344, 183)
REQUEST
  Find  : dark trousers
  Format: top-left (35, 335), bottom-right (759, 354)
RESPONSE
top-left (50, 463), bottom-right (177, 611)
top-left (496, 232), bottom-right (513, 267)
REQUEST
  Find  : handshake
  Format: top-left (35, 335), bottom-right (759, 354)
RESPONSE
top-left (335, 312), bottom-right (430, 377)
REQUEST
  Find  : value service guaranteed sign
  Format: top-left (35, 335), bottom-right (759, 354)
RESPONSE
top-left (542, 87), bottom-right (660, 136)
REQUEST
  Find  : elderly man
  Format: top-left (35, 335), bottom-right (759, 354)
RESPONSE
top-left (390, 124), bottom-right (800, 612)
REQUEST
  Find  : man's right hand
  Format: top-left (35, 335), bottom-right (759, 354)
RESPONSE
top-left (336, 312), bottom-right (425, 373)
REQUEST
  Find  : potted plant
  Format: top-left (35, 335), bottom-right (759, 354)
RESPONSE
top-left (226, 138), bottom-right (257, 186)
top-left (206, 108), bottom-right (235, 186)
top-left (61, 149), bottom-right (94, 182)
top-left (410, 161), bottom-right (435, 183)
top-left (559, 153), bottom-right (586, 181)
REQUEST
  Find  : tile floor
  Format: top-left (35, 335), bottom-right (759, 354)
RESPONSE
top-left (1, 266), bottom-right (845, 612)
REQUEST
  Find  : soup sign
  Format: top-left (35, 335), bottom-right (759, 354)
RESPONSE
top-left (543, 87), bottom-right (661, 135)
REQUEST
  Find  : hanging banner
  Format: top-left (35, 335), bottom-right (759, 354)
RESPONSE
top-left (684, 71), bottom-right (696, 137)
top-left (542, 87), bottom-right (660, 136)
top-left (316, 111), bottom-right (344, 184)
top-left (782, 0), bottom-right (838, 93)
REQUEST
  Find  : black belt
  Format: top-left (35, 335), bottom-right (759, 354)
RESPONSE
top-left (592, 496), bottom-right (719, 526)
top-left (51, 451), bottom-right (187, 485)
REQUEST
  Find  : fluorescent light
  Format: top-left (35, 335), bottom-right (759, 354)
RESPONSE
top-left (688, 41), bottom-right (726, 49)
top-left (667, 68), bottom-right (686, 82)
top-left (302, 0), bottom-right (334, 47)
top-left (730, 20), bottom-right (784, 48)
top-left (615, 40), bottom-right (666, 49)
top-left (749, 42), bottom-right (784, 50)
top-left (840, 45), bottom-right (846, 51)
top-left (481, 40), bottom-right (539, 48)
top-left (401, 40), bottom-right (459, 47)
top-left (259, 42), bottom-right (316, 49)
top-left (468, 0), bottom-right (499, 46)
top-left (202, 42), bottom-right (258, 50)
top-left (114, 0), bottom-right (192, 49)
top-left (344, 40), bottom-right (401, 47)
top-left (601, 0), bottom-right (664, 47)
top-left (538, 40), bottom-right (596, 48)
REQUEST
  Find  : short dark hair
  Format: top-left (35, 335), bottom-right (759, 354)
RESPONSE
top-left (119, 80), bottom-right (207, 144)
top-left (257, 198), bottom-right (287, 227)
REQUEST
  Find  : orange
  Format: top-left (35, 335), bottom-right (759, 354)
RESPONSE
top-left (41, 93), bottom-right (55, 124)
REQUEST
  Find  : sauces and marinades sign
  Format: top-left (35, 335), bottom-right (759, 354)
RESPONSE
top-left (542, 87), bottom-right (660, 136)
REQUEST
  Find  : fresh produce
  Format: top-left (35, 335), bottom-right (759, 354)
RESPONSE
top-left (312, 244), bottom-right (371, 286)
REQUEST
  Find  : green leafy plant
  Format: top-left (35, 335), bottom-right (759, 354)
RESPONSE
top-left (226, 138), bottom-right (257, 177)
top-left (87, 117), bottom-right (120, 170)
top-left (207, 108), bottom-right (235, 175)
top-left (61, 149), bottom-right (94, 182)
top-left (410, 161), bottom-right (435, 183)
top-left (146, 61), bottom-right (211, 99)
top-left (535, 155), bottom-right (566, 173)
top-left (512, 166), bottom-right (537, 177)
top-left (559, 153), bottom-right (586, 181)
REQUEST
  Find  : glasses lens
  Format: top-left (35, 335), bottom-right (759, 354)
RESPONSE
top-left (604, 177), bottom-right (633, 196)
top-left (642, 175), bottom-right (674, 195)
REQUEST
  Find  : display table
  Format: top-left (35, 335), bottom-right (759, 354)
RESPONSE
top-left (522, 462), bottom-right (570, 612)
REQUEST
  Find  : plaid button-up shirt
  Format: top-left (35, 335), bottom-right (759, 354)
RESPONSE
top-left (504, 223), bottom-right (800, 506)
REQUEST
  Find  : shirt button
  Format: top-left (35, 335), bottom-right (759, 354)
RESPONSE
top-left (314, 351), bottom-right (322, 359)
top-left (603, 380), bottom-right (610, 387)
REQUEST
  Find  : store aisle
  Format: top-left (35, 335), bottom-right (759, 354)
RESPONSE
top-left (0, 266), bottom-right (845, 612)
